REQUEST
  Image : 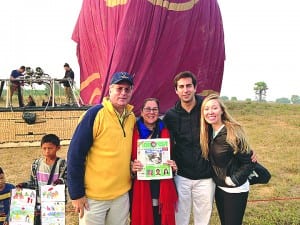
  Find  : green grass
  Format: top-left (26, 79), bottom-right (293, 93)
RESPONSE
top-left (1, 101), bottom-right (299, 224)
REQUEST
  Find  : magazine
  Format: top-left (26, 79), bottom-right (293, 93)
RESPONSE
top-left (9, 188), bottom-right (36, 225)
top-left (137, 138), bottom-right (172, 180)
top-left (40, 185), bottom-right (65, 225)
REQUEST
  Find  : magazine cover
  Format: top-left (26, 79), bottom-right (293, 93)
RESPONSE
top-left (9, 188), bottom-right (36, 225)
top-left (41, 185), bottom-right (65, 225)
top-left (137, 138), bottom-right (172, 180)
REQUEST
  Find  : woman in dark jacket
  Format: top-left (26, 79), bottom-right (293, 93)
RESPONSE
top-left (200, 94), bottom-right (255, 225)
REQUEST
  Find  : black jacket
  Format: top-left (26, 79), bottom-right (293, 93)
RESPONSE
top-left (62, 69), bottom-right (74, 87)
top-left (163, 95), bottom-right (211, 179)
top-left (209, 126), bottom-right (255, 187)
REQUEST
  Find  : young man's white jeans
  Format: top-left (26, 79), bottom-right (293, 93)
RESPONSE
top-left (174, 175), bottom-right (215, 225)
top-left (79, 193), bottom-right (129, 225)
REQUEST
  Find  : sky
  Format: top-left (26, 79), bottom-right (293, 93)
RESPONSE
top-left (0, 0), bottom-right (299, 101)
top-left (218, 0), bottom-right (300, 101)
top-left (0, 0), bottom-right (81, 85)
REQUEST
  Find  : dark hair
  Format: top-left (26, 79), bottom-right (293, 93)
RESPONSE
top-left (142, 98), bottom-right (160, 109)
top-left (20, 66), bottom-right (25, 70)
top-left (41, 134), bottom-right (60, 147)
top-left (64, 63), bottom-right (70, 67)
top-left (173, 71), bottom-right (197, 90)
top-left (0, 167), bottom-right (3, 174)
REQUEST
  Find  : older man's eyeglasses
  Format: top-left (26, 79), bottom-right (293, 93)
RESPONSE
top-left (112, 86), bottom-right (132, 93)
top-left (143, 107), bottom-right (159, 113)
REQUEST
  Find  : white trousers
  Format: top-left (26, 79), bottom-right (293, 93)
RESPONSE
top-left (79, 193), bottom-right (129, 225)
top-left (174, 175), bottom-right (215, 225)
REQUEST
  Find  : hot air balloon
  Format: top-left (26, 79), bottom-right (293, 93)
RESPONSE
top-left (73, 0), bottom-right (225, 113)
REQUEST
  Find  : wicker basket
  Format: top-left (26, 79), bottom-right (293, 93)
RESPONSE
top-left (0, 108), bottom-right (88, 147)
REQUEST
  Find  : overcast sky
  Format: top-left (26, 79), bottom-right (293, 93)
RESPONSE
top-left (0, 0), bottom-right (81, 85)
top-left (0, 0), bottom-right (299, 101)
top-left (218, 0), bottom-right (300, 100)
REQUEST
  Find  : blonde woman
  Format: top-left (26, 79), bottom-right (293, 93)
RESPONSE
top-left (200, 94), bottom-right (255, 225)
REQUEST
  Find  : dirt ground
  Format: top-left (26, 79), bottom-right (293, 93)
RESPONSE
top-left (0, 145), bottom-right (78, 224)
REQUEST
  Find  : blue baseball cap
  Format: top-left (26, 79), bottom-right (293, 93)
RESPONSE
top-left (110, 72), bottom-right (134, 86)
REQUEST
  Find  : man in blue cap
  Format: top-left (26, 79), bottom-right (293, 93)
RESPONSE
top-left (67, 72), bottom-right (135, 225)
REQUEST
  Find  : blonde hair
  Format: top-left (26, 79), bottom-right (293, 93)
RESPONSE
top-left (200, 94), bottom-right (250, 159)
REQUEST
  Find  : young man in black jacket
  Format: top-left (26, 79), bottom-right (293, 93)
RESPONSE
top-left (163, 71), bottom-right (215, 225)
top-left (62, 63), bottom-right (75, 104)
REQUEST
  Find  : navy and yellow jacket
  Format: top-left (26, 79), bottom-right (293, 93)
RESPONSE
top-left (67, 97), bottom-right (135, 200)
top-left (0, 183), bottom-right (15, 224)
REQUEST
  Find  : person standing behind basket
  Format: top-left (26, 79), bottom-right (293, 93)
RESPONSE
top-left (10, 65), bottom-right (25, 107)
top-left (26, 95), bottom-right (36, 107)
top-left (61, 63), bottom-right (75, 104)
top-left (131, 98), bottom-right (178, 225)
top-left (67, 72), bottom-right (135, 225)
top-left (200, 94), bottom-right (255, 225)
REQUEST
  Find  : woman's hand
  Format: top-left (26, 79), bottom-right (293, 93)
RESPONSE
top-left (251, 150), bottom-right (258, 163)
top-left (166, 160), bottom-right (178, 173)
top-left (225, 176), bottom-right (236, 187)
top-left (131, 159), bottom-right (143, 173)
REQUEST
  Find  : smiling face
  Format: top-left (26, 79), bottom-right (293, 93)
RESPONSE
top-left (203, 99), bottom-right (223, 129)
top-left (141, 99), bottom-right (159, 128)
top-left (109, 81), bottom-right (133, 113)
top-left (175, 77), bottom-right (196, 104)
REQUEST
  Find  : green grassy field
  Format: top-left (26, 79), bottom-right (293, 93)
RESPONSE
top-left (1, 101), bottom-right (299, 224)
top-left (1, 89), bottom-right (68, 107)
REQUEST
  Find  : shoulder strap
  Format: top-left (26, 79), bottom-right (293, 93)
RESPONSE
top-left (59, 159), bottom-right (66, 172)
top-left (32, 158), bottom-right (41, 177)
top-left (47, 157), bottom-right (60, 185)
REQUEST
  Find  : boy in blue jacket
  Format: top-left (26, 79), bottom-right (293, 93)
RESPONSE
top-left (0, 167), bottom-right (15, 225)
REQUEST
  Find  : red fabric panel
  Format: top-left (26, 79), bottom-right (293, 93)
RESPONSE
top-left (73, 0), bottom-right (225, 114)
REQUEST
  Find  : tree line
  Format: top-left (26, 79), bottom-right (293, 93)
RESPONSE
top-left (221, 81), bottom-right (299, 104)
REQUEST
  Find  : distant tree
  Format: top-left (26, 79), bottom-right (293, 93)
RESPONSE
top-left (276, 98), bottom-right (290, 104)
top-left (245, 98), bottom-right (252, 102)
top-left (254, 81), bottom-right (268, 102)
top-left (231, 97), bottom-right (237, 101)
top-left (291, 95), bottom-right (300, 104)
top-left (221, 96), bottom-right (229, 101)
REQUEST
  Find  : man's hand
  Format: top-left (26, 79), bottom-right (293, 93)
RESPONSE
top-left (72, 196), bottom-right (89, 219)
top-left (166, 160), bottom-right (178, 172)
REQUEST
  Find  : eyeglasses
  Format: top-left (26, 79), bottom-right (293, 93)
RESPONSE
top-left (112, 86), bottom-right (132, 94)
top-left (143, 107), bottom-right (159, 113)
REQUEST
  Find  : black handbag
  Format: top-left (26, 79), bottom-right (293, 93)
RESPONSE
top-left (22, 112), bottom-right (36, 124)
top-left (248, 162), bottom-right (271, 185)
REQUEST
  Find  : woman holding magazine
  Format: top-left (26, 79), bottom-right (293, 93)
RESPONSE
top-left (131, 98), bottom-right (178, 225)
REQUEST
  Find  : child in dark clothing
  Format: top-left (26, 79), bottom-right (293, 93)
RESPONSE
top-left (17, 134), bottom-right (67, 225)
top-left (0, 167), bottom-right (15, 225)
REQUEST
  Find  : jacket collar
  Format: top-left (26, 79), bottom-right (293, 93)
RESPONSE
top-left (174, 94), bottom-right (203, 113)
top-left (102, 97), bottom-right (134, 117)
